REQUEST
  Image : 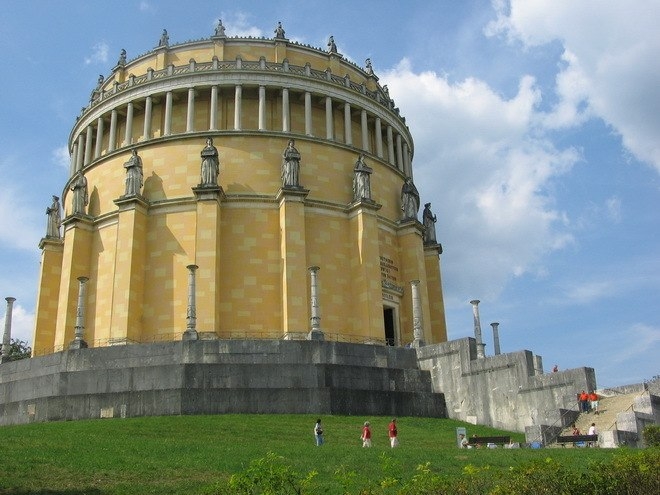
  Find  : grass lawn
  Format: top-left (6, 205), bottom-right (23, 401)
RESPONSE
top-left (0, 414), bottom-right (625, 494)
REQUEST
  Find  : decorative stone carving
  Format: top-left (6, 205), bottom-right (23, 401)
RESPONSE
top-left (117, 48), bottom-right (127, 66)
top-left (214, 19), bottom-right (226, 37)
top-left (158, 29), bottom-right (169, 47)
top-left (400, 177), bottom-right (420, 220)
top-left (123, 149), bottom-right (143, 197)
top-left (46, 195), bottom-right (61, 238)
top-left (352, 153), bottom-right (373, 202)
top-left (70, 171), bottom-right (88, 215)
top-left (281, 139), bottom-right (302, 188)
top-left (90, 75), bottom-right (104, 102)
top-left (422, 202), bottom-right (437, 244)
top-left (199, 138), bottom-right (220, 187)
top-left (274, 21), bottom-right (286, 39)
top-left (327, 36), bottom-right (337, 53)
top-left (365, 58), bottom-right (374, 75)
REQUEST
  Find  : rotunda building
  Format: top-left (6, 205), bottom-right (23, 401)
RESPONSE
top-left (32, 24), bottom-right (447, 355)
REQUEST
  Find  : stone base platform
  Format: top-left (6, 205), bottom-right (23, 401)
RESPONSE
top-left (0, 340), bottom-right (446, 426)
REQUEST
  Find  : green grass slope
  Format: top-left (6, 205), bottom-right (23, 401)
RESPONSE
top-left (0, 415), bottom-right (651, 494)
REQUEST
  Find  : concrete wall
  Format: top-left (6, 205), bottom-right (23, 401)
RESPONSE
top-left (614, 392), bottom-right (660, 447)
top-left (416, 337), bottom-right (595, 433)
top-left (0, 340), bottom-right (446, 426)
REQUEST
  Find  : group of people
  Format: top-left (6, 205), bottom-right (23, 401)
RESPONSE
top-left (578, 390), bottom-right (600, 414)
top-left (314, 418), bottom-right (399, 448)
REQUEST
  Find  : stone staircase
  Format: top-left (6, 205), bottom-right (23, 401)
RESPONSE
top-left (555, 391), bottom-right (641, 445)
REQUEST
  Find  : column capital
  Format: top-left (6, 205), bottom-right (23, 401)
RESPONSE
top-left (114, 195), bottom-right (149, 211)
top-left (276, 187), bottom-right (309, 203)
top-left (192, 185), bottom-right (225, 202)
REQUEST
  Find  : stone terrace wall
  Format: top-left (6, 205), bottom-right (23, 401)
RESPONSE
top-left (0, 340), bottom-right (446, 426)
top-left (416, 337), bottom-right (595, 433)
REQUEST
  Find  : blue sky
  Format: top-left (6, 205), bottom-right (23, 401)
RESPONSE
top-left (0, 0), bottom-right (658, 387)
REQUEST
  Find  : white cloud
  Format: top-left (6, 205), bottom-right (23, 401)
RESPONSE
top-left (562, 280), bottom-right (616, 305)
top-left (382, 60), bottom-right (579, 304)
top-left (605, 196), bottom-right (622, 223)
top-left (488, 0), bottom-right (660, 173)
top-left (84, 42), bottom-right (109, 65)
top-left (0, 157), bottom-right (44, 251)
top-left (0, 304), bottom-right (34, 345)
top-left (219, 13), bottom-right (263, 38)
top-left (52, 146), bottom-right (70, 170)
top-left (611, 323), bottom-right (660, 364)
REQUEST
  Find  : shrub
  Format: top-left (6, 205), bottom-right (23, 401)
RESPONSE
top-left (588, 448), bottom-right (660, 495)
top-left (642, 424), bottom-right (660, 447)
top-left (221, 452), bottom-right (318, 495)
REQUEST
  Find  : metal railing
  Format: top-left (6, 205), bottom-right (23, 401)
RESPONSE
top-left (31, 331), bottom-right (403, 357)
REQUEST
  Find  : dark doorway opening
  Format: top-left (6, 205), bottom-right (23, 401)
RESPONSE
top-left (383, 307), bottom-right (395, 346)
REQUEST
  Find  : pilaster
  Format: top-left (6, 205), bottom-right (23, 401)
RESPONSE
top-left (33, 238), bottom-right (64, 355)
top-left (396, 219), bottom-right (432, 344)
top-left (277, 187), bottom-right (309, 335)
top-left (348, 200), bottom-right (383, 341)
top-left (53, 215), bottom-right (94, 350)
top-left (424, 243), bottom-right (447, 343)
top-left (192, 186), bottom-right (225, 333)
top-left (110, 196), bottom-right (149, 343)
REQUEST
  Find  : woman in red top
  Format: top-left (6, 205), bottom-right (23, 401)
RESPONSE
top-left (388, 418), bottom-right (399, 448)
top-left (361, 421), bottom-right (372, 448)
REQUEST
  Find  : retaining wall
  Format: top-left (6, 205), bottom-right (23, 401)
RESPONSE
top-left (0, 340), bottom-right (446, 426)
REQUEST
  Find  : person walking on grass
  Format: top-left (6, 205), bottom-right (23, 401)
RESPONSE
top-left (361, 421), bottom-right (372, 448)
top-left (314, 419), bottom-right (324, 446)
top-left (388, 418), bottom-right (399, 448)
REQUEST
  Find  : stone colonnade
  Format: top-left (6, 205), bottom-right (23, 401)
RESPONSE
top-left (70, 60), bottom-right (413, 178)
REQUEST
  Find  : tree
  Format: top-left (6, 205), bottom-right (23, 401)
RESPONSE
top-left (5, 338), bottom-right (32, 361)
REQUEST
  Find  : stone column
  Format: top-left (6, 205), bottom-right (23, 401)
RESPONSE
top-left (94, 117), bottom-right (104, 158)
top-left (325, 96), bottom-right (333, 139)
top-left (69, 277), bottom-right (89, 349)
top-left (109, 109), bottom-right (118, 152)
top-left (84, 125), bottom-right (93, 166)
top-left (308, 266), bottom-right (324, 340)
top-left (143, 95), bottom-right (153, 140)
top-left (282, 88), bottom-right (290, 132)
top-left (410, 280), bottom-right (425, 347)
top-left (304, 91), bottom-right (312, 136)
top-left (375, 117), bottom-right (383, 158)
top-left (402, 141), bottom-right (411, 177)
top-left (164, 91), bottom-right (173, 136)
top-left (124, 101), bottom-right (134, 146)
top-left (491, 322), bottom-right (501, 355)
top-left (386, 125), bottom-right (395, 166)
top-left (470, 299), bottom-right (485, 358)
top-left (361, 109), bottom-right (369, 152)
top-left (186, 87), bottom-right (195, 133)
top-left (183, 264), bottom-right (199, 340)
top-left (234, 84), bottom-right (242, 130)
top-left (344, 102), bottom-right (352, 145)
top-left (259, 85), bottom-right (266, 131)
top-left (210, 86), bottom-right (219, 130)
top-left (396, 134), bottom-right (403, 172)
top-left (1, 297), bottom-right (16, 362)
top-left (75, 134), bottom-right (84, 172)
top-left (70, 142), bottom-right (78, 176)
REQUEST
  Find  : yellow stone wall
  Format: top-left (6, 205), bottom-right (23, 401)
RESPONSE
top-left (33, 36), bottom-right (447, 355)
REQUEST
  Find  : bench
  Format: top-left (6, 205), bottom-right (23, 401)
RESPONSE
top-left (467, 435), bottom-right (511, 447)
top-left (555, 434), bottom-right (598, 446)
